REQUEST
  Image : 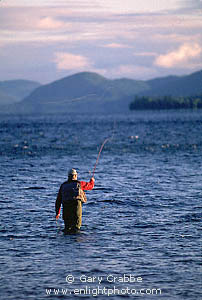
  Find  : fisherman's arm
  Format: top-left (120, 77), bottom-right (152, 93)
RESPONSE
top-left (80, 177), bottom-right (95, 191)
top-left (55, 185), bottom-right (62, 219)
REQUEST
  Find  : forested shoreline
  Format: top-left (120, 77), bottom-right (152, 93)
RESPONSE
top-left (129, 95), bottom-right (202, 110)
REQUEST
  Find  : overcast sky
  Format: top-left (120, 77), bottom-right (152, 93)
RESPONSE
top-left (1, 0), bottom-right (202, 83)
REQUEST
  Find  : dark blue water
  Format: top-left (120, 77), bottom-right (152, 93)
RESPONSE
top-left (0, 111), bottom-right (201, 299)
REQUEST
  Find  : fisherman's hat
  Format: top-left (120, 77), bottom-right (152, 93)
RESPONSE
top-left (68, 168), bottom-right (77, 176)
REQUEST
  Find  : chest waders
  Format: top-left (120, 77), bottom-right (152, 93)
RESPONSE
top-left (61, 181), bottom-right (87, 232)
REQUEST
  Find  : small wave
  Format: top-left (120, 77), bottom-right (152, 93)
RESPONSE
top-left (134, 223), bottom-right (159, 229)
top-left (23, 187), bottom-right (46, 190)
top-left (178, 212), bottom-right (202, 223)
top-left (93, 188), bottom-right (109, 191)
top-left (98, 199), bottom-right (123, 204)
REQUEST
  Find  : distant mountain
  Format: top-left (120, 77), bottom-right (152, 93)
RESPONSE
top-left (0, 70), bottom-right (201, 114)
top-left (143, 70), bottom-right (202, 97)
top-left (0, 80), bottom-right (41, 105)
top-left (15, 72), bottom-right (149, 113)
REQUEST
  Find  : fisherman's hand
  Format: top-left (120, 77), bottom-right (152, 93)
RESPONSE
top-left (56, 214), bottom-right (60, 220)
top-left (91, 177), bottom-right (95, 182)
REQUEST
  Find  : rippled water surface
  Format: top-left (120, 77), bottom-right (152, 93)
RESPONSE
top-left (0, 111), bottom-right (201, 299)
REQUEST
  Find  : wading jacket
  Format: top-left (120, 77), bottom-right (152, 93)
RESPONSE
top-left (55, 178), bottom-right (94, 218)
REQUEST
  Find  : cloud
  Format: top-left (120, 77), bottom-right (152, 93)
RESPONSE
top-left (104, 43), bottom-right (131, 48)
top-left (96, 0), bottom-right (184, 13)
top-left (1, 1), bottom-right (202, 82)
top-left (180, 0), bottom-right (202, 11)
top-left (54, 52), bottom-right (91, 70)
top-left (134, 52), bottom-right (157, 57)
top-left (0, 7), bottom-right (73, 32)
top-left (155, 43), bottom-right (202, 68)
top-left (0, 0), bottom-right (189, 12)
top-left (152, 33), bottom-right (202, 44)
top-left (37, 17), bottom-right (66, 30)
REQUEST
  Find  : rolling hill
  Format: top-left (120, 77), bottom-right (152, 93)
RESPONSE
top-left (0, 80), bottom-right (41, 106)
top-left (144, 70), bottom-right (202, 97)
top-left (14, 72), bottom-right (149, 113)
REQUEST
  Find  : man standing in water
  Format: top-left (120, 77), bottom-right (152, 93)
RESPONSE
top-left (55, 169), bottom-right (95, 233)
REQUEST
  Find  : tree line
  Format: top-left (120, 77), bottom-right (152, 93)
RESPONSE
top-left (129, 95), bottom-right (202, 110)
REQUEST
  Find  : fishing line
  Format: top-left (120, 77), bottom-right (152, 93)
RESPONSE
top-left (92, 137), bottom-right (111, 178)
top-left (91, 121), bottom-right (116, 178)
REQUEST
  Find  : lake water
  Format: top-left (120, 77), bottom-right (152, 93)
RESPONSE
top-left (0, 111), bottom-right (201, 299)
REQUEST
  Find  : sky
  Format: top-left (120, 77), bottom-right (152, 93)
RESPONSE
top-left (0, 0), bottom-right (202, 83)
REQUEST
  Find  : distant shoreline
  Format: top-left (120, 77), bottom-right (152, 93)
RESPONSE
top-left (129, 95), bottom-right (202, 110)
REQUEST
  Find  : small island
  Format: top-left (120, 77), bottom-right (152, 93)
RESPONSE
top-left (129, 95), bottom-right (202, 110)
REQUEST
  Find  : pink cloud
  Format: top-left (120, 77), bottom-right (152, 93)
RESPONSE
top-left (37, 17), bottom-right (66, 30)
top-left (155, 43), bottom-right (202, 68)
top-left (54, 52), bottom-right (91, 70)
top-left (104, 43), bottom-right (130, 48)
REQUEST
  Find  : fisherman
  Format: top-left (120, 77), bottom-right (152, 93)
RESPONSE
top-left (55, 168), bottom-right (95, 233)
